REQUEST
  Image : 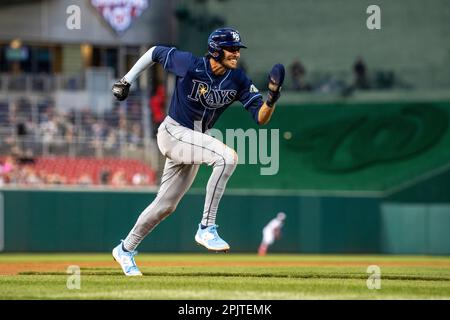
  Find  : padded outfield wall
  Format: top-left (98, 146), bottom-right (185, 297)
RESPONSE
top-left (1, 98), bottom-right (449, 254)
top-left (0, 186), bottom-right (448, 254)
top-left (193, 98), bottom-right (450, 192)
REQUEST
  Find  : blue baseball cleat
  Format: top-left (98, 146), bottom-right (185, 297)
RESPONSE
top-left (195, 224), bottom-right (230, 252)
top-left (112, 241), bottom-right (143, 276)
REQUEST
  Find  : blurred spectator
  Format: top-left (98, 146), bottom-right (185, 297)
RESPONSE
top-left (65, 124), bottom-right (76, 145)
top-left (353, 56), bottom-right (370, 90)
top-left (313, 73), bottom-right (347, 94)
top-left (149, 84), bottom-right (166, 138)
top-left (16, 118), bottom-right (27, 136)
top-left (40, 115), bottom-right (58, 154)
top-left (77, 174), bottom-right (93, 186)
top-left (290, 59), bottom-right (310, 91)
top-left (128, 123), bottom-right (142, 149)
top-left (118, 117), bottom-right (128, 145)
top-left (375, 70), bottom-right (395, 89)
top-left (104, 131), bottom-right (118, 151)
top-left (15, 117), bottom-right (28, 153)
top-left (92, 120), bottom-right (107, 139)
top-left (46, 173), bottom-right (67, 185)
top-left (111, 169), bottom-right (127, 187)
top-left (1, 155), bottom-right (16, 175)
top-left (16, 149), bottom-right (35, 165)
top-left (99, 167), bottom-right (111, 185)
top-left (132, 172), bottom-right (150, 186)
top-left (22, 166), bottom-right (42, 185)
top-left (0, 156), bottom-right (17, 184)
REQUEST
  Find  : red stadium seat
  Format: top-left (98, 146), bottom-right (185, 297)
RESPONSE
top-left (8, 156), bottom-right (156, 186)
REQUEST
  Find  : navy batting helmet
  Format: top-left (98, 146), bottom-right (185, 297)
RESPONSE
top-left (207, 27), bottom-right (247, 61)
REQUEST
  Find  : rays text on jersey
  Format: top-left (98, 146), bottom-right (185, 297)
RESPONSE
top-left (188, 80), bottom-right (237, 109)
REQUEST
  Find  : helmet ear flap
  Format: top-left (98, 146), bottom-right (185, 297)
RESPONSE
top-left (208, 41), bottom-right (224, 61)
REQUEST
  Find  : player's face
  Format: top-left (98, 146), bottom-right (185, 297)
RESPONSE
top-left (221, 46), bottom-right (241, 69)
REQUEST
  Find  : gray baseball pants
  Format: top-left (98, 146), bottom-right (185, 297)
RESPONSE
top-left (123, 116), bottom-right (237, 251)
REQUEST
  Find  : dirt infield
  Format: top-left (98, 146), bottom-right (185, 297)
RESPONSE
top-left (1, 260), bottom-right (450, 276)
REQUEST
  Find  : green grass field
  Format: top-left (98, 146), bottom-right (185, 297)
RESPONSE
top-left (0, 254), bottom-right (449, 300)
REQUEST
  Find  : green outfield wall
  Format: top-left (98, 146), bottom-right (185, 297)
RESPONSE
top-left (191, 101), bottom-right (450, 192)
top-left (0, 186), bottom-right (448, 254)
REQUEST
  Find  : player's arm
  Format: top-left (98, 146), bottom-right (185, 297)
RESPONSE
top-left (113, 46), bottom-right (192, 101)
top-left (258, 64), bottom-right (285, 125)
top-left (112, 46), bottom-right (157, 101)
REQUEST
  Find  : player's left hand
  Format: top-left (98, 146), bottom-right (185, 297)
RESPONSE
top-left (266, 63), bottom-right (285, 107)
top-left (268, 63), bottom-right (285, 91)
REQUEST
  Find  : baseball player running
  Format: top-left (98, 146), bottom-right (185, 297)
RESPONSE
top-left (258, 212), bottom-right (287, 256)
top-left (111, 27), bottom-right (285, 276)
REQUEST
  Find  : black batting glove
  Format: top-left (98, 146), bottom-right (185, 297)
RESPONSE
top-left (266, 63), bottom-right (285, 107)
top-left (112, 78), bottom-right (131, 101)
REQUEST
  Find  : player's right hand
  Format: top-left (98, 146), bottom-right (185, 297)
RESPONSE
top-left (112, 78), bottom-right (131, 101)
top-left (266, 63), bottom-right (285, 107)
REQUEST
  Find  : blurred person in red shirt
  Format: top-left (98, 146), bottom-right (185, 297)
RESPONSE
top-left (149, 84), bottom-right (166, 138)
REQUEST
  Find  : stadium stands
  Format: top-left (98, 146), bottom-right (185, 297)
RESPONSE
top-left (0, 156), bottom-right (156, 186)
top-left (209, 0), bottom-right (450, 90)
top-left (0, 95), bottom-right (158, 187)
